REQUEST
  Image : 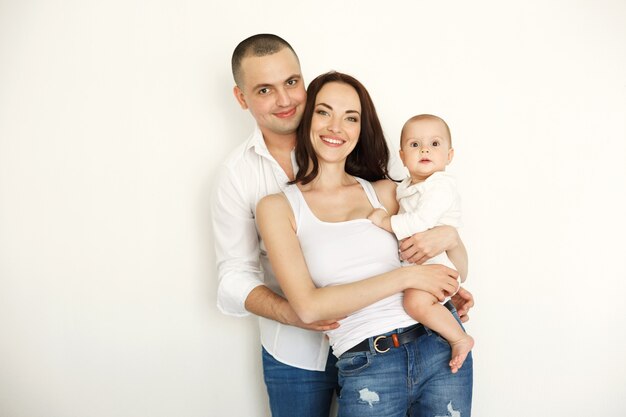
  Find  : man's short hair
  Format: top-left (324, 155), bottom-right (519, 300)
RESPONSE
top-left (231, 34), bottom-right (299, 87)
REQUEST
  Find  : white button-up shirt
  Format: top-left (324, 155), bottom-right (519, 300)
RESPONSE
top-left (212, 125), bottom-right (330, 371)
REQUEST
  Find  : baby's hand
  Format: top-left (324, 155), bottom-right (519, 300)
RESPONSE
top-left (368, 208), bottom-right (388, 228)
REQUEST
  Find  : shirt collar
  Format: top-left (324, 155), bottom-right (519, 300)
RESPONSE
top-left (244, 124), bottom-right (268, 154)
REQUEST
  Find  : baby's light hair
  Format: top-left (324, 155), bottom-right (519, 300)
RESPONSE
top-left (400, 114), bottom-right (452, 147)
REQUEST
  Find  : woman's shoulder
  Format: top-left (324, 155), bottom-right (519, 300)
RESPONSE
top-left (257, 191), bottom-right (290, 214)
top-left (257, 191), bottom-right (298, 232)
top-left (370, 178), bottom-right (399, 214)
top-left (371, 178), bottom-right (398, 195)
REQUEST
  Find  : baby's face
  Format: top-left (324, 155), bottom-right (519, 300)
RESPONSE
top-left (399, 118), bottom-right (454, 183)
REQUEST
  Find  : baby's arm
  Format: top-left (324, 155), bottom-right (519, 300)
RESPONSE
top-left (368, 208), bottom-right (393, 233)
top-left (392, 178), bottom-right (459, 240)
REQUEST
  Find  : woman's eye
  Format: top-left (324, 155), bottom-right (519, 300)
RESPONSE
top-left (316, 110), bottom-right (329, 116)
top-left (346, 116), bottom-right (358, 122)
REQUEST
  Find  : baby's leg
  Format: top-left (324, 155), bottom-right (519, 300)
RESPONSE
top-left (403, 289), bottom-right (474, 373)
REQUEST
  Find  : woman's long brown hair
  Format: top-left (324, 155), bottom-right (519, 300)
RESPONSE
top-left (292, 71), bottom-right (392, 185)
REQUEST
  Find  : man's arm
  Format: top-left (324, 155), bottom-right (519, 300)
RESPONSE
top-left (212, 166), bottom-right (265, 316)
top-left (245, 286), bottom-right (341, 331)
top-left (212, 167), bottom-right (340, 331)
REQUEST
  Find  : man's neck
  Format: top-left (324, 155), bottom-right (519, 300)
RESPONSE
top-left (262, 130), bottom-right (296, 154)
top-left (261, 130), bottom-right (296, 181)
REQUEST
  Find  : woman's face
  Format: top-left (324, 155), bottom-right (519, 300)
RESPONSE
top-left (310, 81), bottom-right (362, 165)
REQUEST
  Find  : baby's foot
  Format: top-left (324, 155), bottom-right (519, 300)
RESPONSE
top-left (449, 335), bottom-right (474, 373)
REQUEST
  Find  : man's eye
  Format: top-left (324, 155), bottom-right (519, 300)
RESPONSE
top-left (259, 88), bottom-right (269, 95)
top-left (286, 79), bottom-right (297, 86)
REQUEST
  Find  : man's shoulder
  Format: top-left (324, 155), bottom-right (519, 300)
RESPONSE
top-left (219, 129), bottom-right (270, 176)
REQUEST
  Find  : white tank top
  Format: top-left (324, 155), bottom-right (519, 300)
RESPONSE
top-left (283, 177), bottom-right (417, 357)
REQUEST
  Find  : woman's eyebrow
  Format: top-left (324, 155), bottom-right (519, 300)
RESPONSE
top-left (316, 103), bottom-right (360, 114)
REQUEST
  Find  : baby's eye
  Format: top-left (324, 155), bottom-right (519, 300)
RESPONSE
top-left (410, 142), bottom-right (420, 148)
top-left (432, 140), bottom-right (440, 147)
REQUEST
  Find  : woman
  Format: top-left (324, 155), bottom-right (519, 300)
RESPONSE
top-left (257, 72), bottom-right (473, 416)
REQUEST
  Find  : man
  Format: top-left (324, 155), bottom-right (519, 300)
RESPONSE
top-left (212, 34), bottom-right (474, 417)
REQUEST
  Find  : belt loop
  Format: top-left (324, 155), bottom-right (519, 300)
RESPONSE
top-left (391, 333), bottom-right (400, 348)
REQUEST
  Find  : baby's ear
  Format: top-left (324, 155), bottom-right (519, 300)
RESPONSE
top-left (399, 149), bottom-right (406, 166)
top-left (447, 147), bottom-right (455, 164)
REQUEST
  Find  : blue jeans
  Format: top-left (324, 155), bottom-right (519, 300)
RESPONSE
top-left (336, 309), bottom-right (473, 417)
top-left (262, 347), bottom-right (339, 417)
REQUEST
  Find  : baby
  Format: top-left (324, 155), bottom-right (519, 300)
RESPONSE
top-left (369, 114), bottom-right (474, 373)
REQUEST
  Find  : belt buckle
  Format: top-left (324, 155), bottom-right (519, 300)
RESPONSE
top-left (373, 335), bottom-right (390, 353)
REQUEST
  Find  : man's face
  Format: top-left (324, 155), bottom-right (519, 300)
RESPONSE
top-left (233, 48), bottom-right (306, 138)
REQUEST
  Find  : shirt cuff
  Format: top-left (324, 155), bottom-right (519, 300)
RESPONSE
top-left (217, 278), bottom-right (265, 317)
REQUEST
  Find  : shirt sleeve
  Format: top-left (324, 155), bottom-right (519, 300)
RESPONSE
top-left (390, 178), bottom-right (459, 240)
top-left (211, 166), bottom-right (265, 317)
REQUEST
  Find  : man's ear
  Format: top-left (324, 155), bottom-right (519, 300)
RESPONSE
top-left (233, 85), bottom-right (248, 110)
top-left (447, 147), bottom-right (455, 164)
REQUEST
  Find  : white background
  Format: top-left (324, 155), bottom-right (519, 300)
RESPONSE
top-left (1, 1), bottom-right (625, 416)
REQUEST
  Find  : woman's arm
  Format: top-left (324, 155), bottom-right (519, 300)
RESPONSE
top-left (256, 193), bottom-right (459, 324)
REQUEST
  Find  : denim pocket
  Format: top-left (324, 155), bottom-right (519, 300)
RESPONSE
top-left (434, 332), bottom-right (452, 347)
top-left (336, 352), bottom-right (371, 376)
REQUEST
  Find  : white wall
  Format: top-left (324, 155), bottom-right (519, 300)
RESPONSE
top-left (1, 1), bottom-right (625, 416)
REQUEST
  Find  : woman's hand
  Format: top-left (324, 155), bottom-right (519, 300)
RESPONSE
top-left (399, 225), bottom-right (459, 264)
top-left (405, 264), bottom-right (459, 302)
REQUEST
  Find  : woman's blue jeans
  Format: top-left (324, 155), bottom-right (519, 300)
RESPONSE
top-left (336, 309), bottom-right (473, 417)
top-left (262, 347), bottom-right (339, 417)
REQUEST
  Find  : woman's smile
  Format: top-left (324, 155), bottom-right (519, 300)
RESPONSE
top-left (320, 135), bottom-right (345, 146)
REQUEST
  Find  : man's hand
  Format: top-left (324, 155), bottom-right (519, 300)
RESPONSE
top-left (399, 225), bottom-right (458, 264)
top-left (450, 286), bottom-right (474, 323)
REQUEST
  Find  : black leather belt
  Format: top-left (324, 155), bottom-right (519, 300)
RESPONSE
top-left (345, 323), bottom-right (427, 354)
top-left (345, 301), bottom-right (455, 354)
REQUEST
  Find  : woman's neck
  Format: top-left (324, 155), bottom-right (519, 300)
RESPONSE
top-left (302, 161), bottom-right (355, 191)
